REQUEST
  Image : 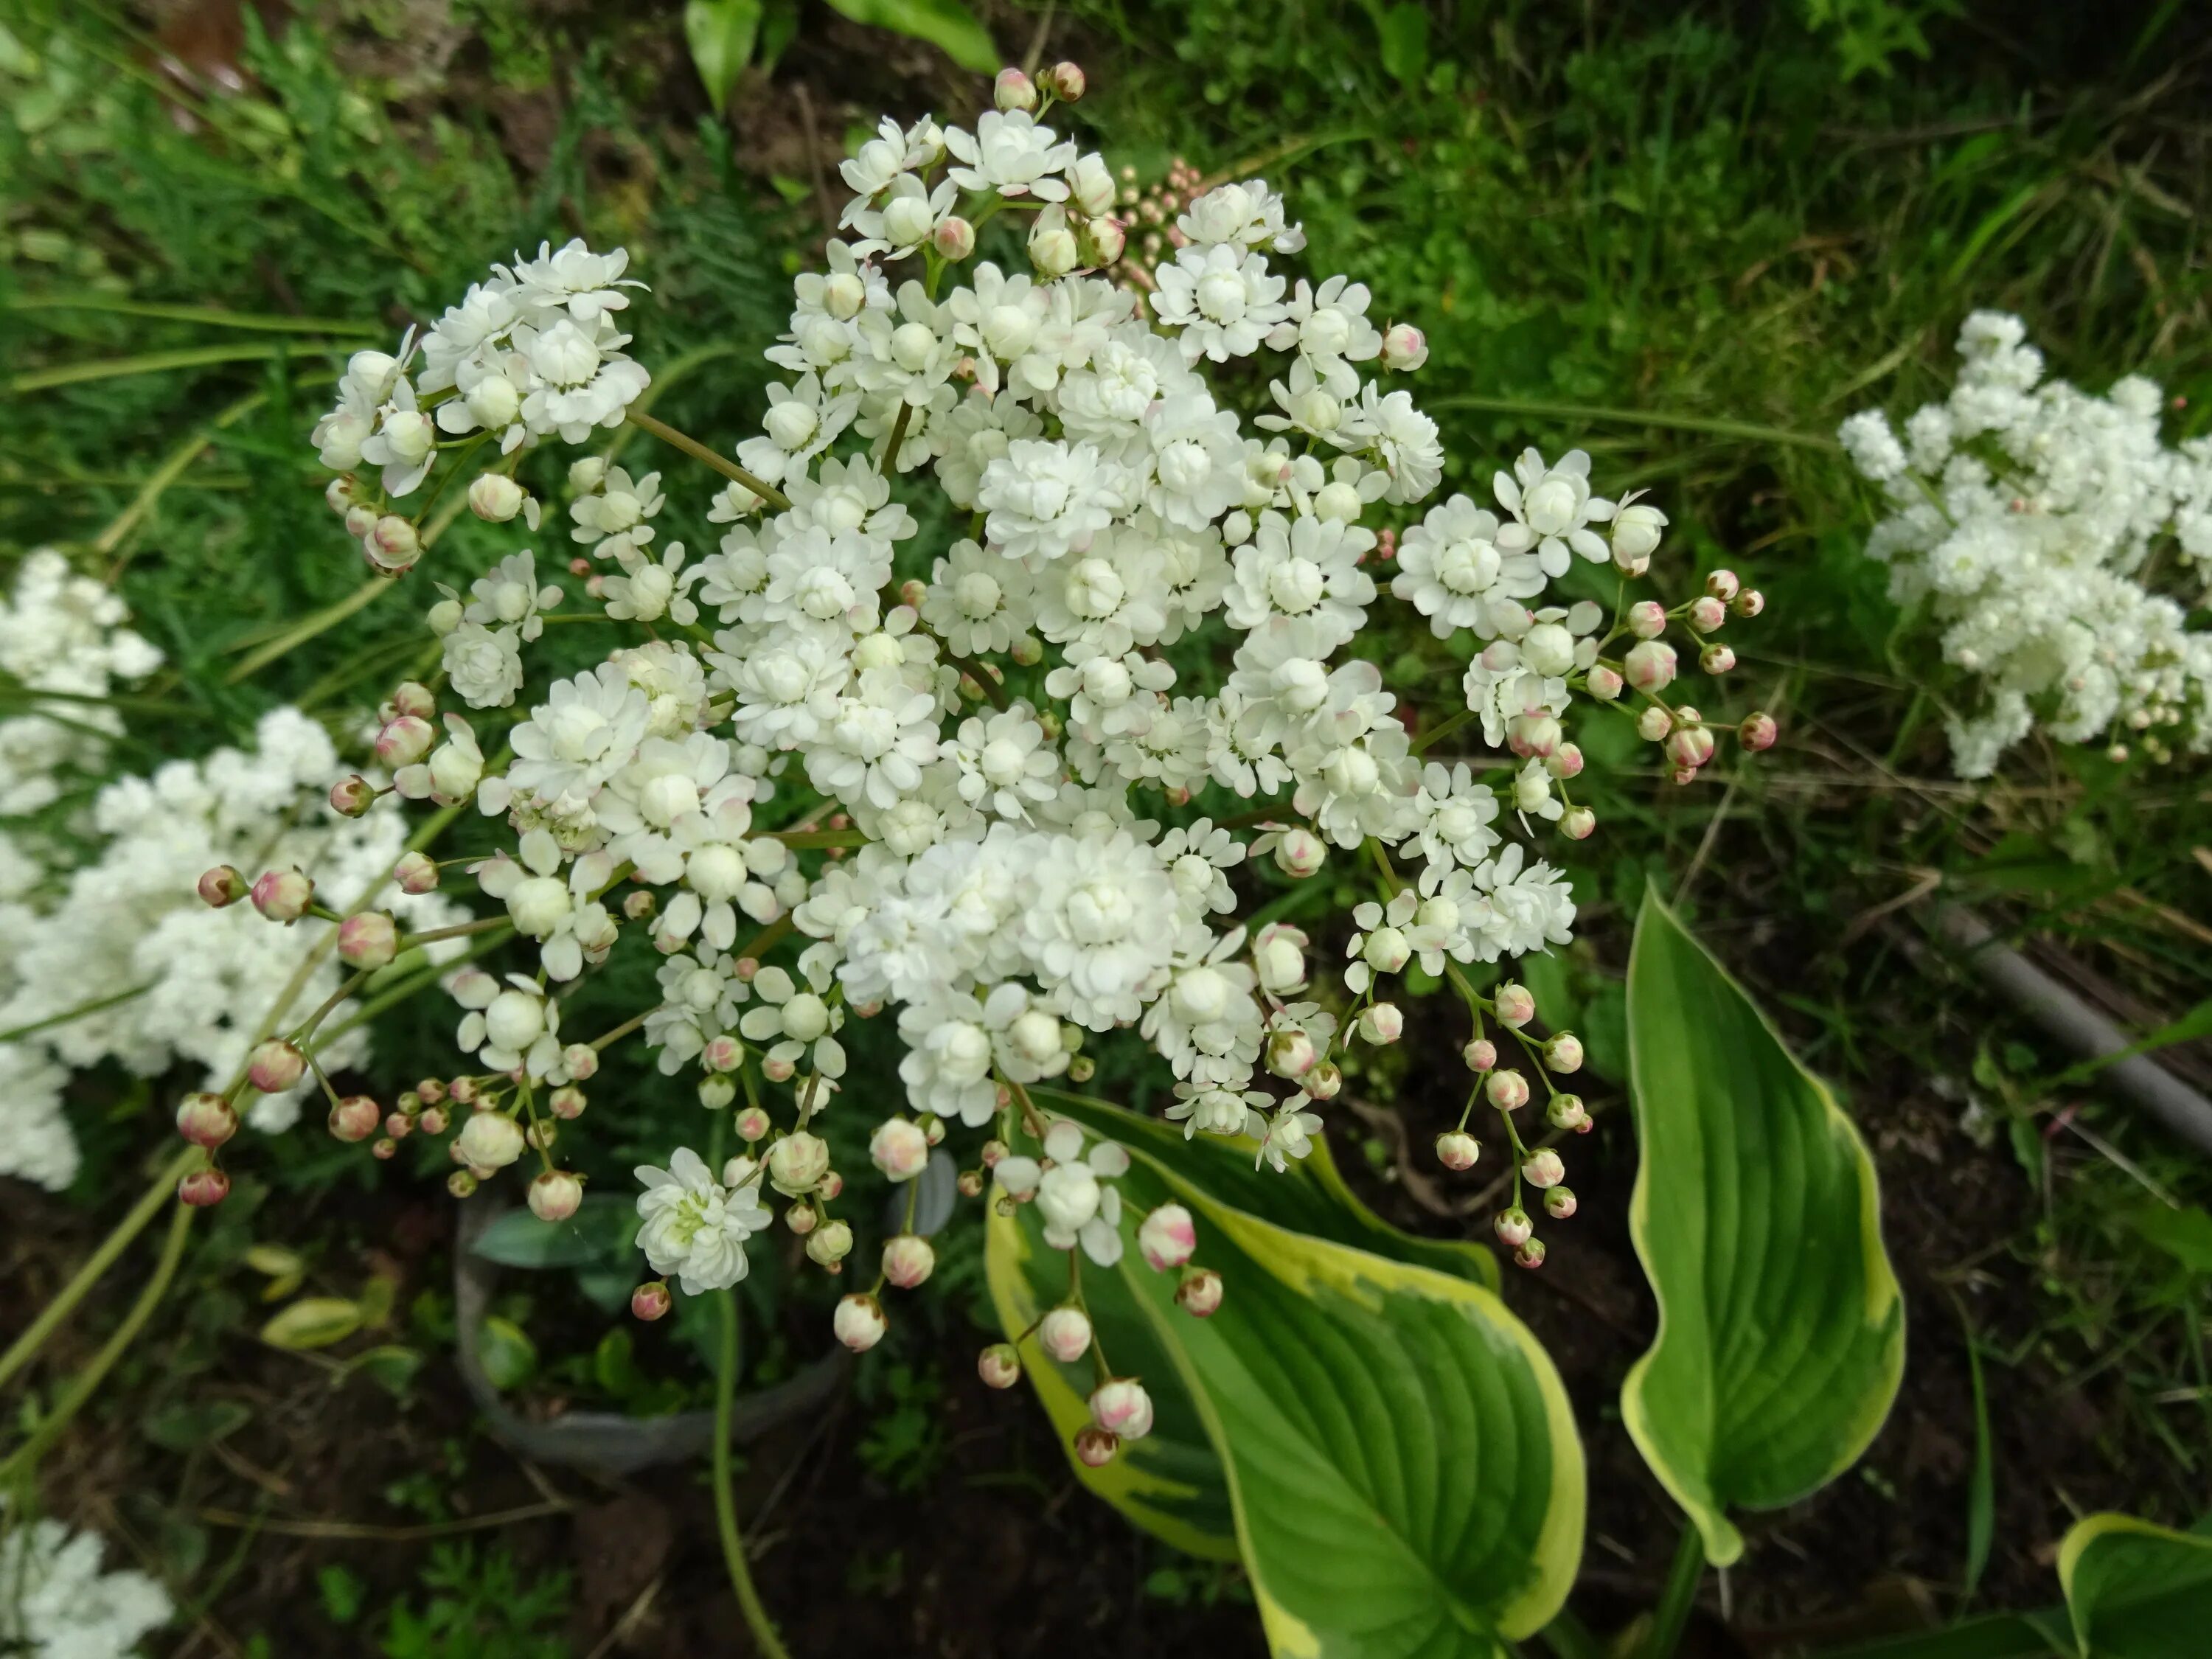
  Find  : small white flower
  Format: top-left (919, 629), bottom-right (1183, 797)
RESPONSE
top-left (635, 1147), bottom-right (772, 1294)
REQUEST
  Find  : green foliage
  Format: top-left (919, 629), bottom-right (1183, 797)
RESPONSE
top-left (682, 0), bottom-right (995, 111)
top-left (378, 1543), bottom-right (571, 1659)
top-left (989, 1091), bottom-right (1583, 1652)
top-left (1801, 0), bottom-right (1961, 81)
top-left (1621, 891), bottom-right (1906, 1566)
top-left (2057, 1514), bottom-right (2212, 1659)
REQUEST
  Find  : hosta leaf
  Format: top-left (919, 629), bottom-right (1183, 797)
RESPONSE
top-left (259, 1297), bottom-right (363, 1351)
top-left (821, 0), bottom-right (998, 74)
top-left (684, 0), bottom-right (764, 114)
top-left (990, 1092), bottom-right (1582, 1652)
top-left (1622, 891), bottom-right (1905, 1566)
top-left (2058, 1513), bottom-right (2212, 1658)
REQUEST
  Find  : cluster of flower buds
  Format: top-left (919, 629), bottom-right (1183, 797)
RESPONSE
top-left (1430, 979), bottom-right (1590, 1268)
top-left (1601, 568), bottom-right (1775, 785)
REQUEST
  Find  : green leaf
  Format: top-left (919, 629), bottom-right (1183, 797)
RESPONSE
top-left (2129, 1204), bottom-right (2212, 1275)
top-left (142, 1398), bottom-right (253, 1450)
top-left (2058, 1513), bottom-right (2212, 1658)
top-left (990, 1092), bottom-right (1582, 1651)
top-left (1621, 890), bottom-right (1905, 1567)
top-left (469, 1194), bottom-right (633, 1269)
top-left (1373, 2), bottom-right (1431, 86)
top-left (684, 0), bottom-right (764, 115)
top-left (476, 1315), bottom-right (538, 1391)
top-left (260, 1297), bottom-right (364, 1351)
top-left (344, 1344), bottom-right (425, 1397)
top-left (821, 0), bottom-right (998, 75)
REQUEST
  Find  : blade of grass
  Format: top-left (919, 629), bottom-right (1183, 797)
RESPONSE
top-left (13, 344), bottom-right (341, 395)
top-left (5, 295), bottom-right (378, 335)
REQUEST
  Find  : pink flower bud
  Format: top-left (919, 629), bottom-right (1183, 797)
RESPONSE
top-left (1494, 982), bottom-right (1536, 1027)
top-left (327, 1094), bottom-right (380, 1142)
top-left (1705, 568), bottom-right (1741, 603)
top-left (1545, 1186), bottom-right (1579, 1220)
top-left (448, 1075), bottom-right (478, 1105)
top-left (328, 774), bottom-right (375, 817)
top-left (1074, 1425), bottom-right (1119, 1467)
top-left (548, 1085), bottom-right (585, 1120)
top-left (869, 1117), bottom-right (931, 1183)
top-left (880, 1233), bottom-right (936, 1290)
top-left (561, 1043), bottom-right (598, 1082)
top-left (931, 215), bottom-right (975, 260)
top-left (385, 1111), bottom-right (413, 1139)
top-left (762, 1054), bottom-right (795, 1083)
top-left (1138, 1203), bottom-right (1197, 1271)
top-left (1495, 1206), bottom-right (1533, 1248)
top-left (834, 1292), bottom-right (888, 1352)
top-left (251, 868), bottom-right (314, 922)
top-left (1688, 596), bottom-right (1728, 634)
top-left (175, 1092), bottom-right (239, 1148)
top-left (344, 503), bottom-right (378, 539)
top-left (178, 1168), bottom-right (231, 1208)
top-left (365, 515), bottom-right (420, 573)
top-left (388, 681), bottom-right (434, 721)
top-left (958, 1169), bottom-right (985, 1197)
top-left (467, 473), bottom-right (525, 523)
top-left (920, 1116), bottom-right (946, 1147)
top-left (338, 911), bottom-right (398, 970)
top-left (1523, 1149), bottom-right (1566, 1189)
top-left (326, 476), bottom-right (357, 514)
top-left (1733, 588), bottom-right (1766, 619)
top-left (1486, 1068), bottom-right (1531, 1111)
top-left (1509, 712), bottom-right (1562, 759)
top-left (981, 1138), bottom-right (1009, 1167)
top-left (419, 1106), bottom-right (449, 1135)
top-left (632, 1281), bottom-right (672, 1321)
top-left (622, 888), bottom-right (657, 923)
top-left (529, 1169), bottom-right (584, 1222)
top-left (1089, 1378), bottom-right (1155, 1441)
top-left (1627, 600), bottom-right (1668, 640)
top-left (1700, 644), bottom-right (1736, 675)
top-left (1636, 704), bottom-right (1673, 742)
top-left (1666, 725), bottom-right (1716, 770)
top-left (1515, 1237), bottom-right (1548, 1270)
top-left (1436, 1130), bottom-right (1481, 1172)
top-left (1545, 742), bottom-right (1585, 780)
top-left (978, 1343), bottom-right (1022, 1389)
top-left (394, 851), bottom-right (439, 894)
top-left (785, 1203), bottom-right (819, 1237)
top-left (1545, 1032), bottom-right (1584, 1074)
top-left (1358, 1002), bottom-right (1404, 1045)
top-left (1547, 1093), bottom-right (1588, 1130)
top-left (1079, 215), bottom-right (1127, 268)
top-left (1045, 60), bottom-right (1086, 100)
top-left (1463, 1037), bottom-right (1497, 1072)
top-left (1039, 1304), bottom-right (1093, 1364)
top-left (735, 1106), bottom-right (771, 1143)
top-left (1624, 640), bottom-right (1678, 693)
top-left (1562, 805), bottom-right (1597, 841)
top-left (818, 1171), bottom-right (844, 1200)
top-left (702, 1034), bottom-right (743, 1074)
top-left (375, 714), bottom-right (434, 768)
top-left (1739, 711), bottom-right (1778, 751)
top-left (198, 865), bottom-right (249, 908)
top-left (1304, 1060), bottom-right (1342, 1100)
top-left (1271, 827), bottom-right (1326, 879)
top-left (248, 1040), bottom-right (306, 1093)
top-left (1380, 321), bottom-right (1428, 372)
top-left (994, 67), bottom-right (1038, 111)
top-left (1585, 664), bottom-right (1624, 701)
top-left (372, 1137), bottom-right (398, 1160)
top-left (1177, 1267), bottom-right (1224, 1318)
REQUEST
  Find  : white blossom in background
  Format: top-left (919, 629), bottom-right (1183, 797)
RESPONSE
top-left (1843, 310), bottom-right (2212, 776)
top-left (0, 1504), bottom-right (172, 1659)
top-left (0, 551), bottom-right (163, 815)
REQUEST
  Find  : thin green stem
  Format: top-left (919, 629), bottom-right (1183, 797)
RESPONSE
top-left (1430, 394), bottom-right (1838, 451)
top-left (1640, 1521), bottom-right (1708, 1659)
top-left (626, 410), bottom-right (792, 512)
top-left (0, 981), bottom-right (153, 1046)
top-left (714, 1289), bottom-right (793, 1659)
top-left (0, 1199), bottom-right (196, 1481)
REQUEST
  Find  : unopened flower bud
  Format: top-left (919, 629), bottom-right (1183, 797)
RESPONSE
top-left (365, 515), bottom-right (420, 573)
top-left (1494, 982), bottom-right (1536, 1028)
top-left (1380, 321), bottom-right (1428, 372)
top-left (958, 1169), bottom-right (985, 1197)
top-left (1074, 1425), bottom-right (1119, 1467)
top-left (529, 1169), bottom-right (584, 1222)
top-left (1464, 1037), bottom-right (1498, 1071)
top-left (1705, 568), bottom-right (1741, 603)
top-left (419, 1106), bottom-right (449, 1135)
top-left (1627, 599), bottom-right (1668, 640)
top-left (994, 67), bottom-right (1038, 111)
top-left (622, 888), bottom-right (655, 922)
top-left (1509, 712), bottom-right (1562, 759)
top-left (1304, 1059), bottom-right (1342, 1101)
top-left (1733, 588), bottom-right (1766, 618)
top-left (1252, 924), bottom-right (1310, 995)
top-left (762, 1054), bottom-right (795, 1083)
top-left (769, 1130), bottom-right (830, 1194)
top-left (1272, 827), bottom-right (1326, 878)
top-left (1079, 215), bottom-right (1126, 268)
top-left (391, 851), bottom-right (439, 895)
top-left (1038, 1304), bottom-right (1093, 1363)
top-left (1068, 1054), bottom-right (1096, 1083)
top-left (978, 1343), bottom-right (1022, 1388)
top-left (1523, 1149), bottom-right (1566, 1189)
top-left (1545, 742), bottom-right (1584, 780)
top-left (1545, 1186), bottom-right (1579, 1220)
top-left (874, 1233), bottom-right (933, 1290)
top-left (632, 1281), bottom-right (672, 1321)
top-left (1515, 1237), bottom-right (1548, 1269)
top-left (1700, 644), bottom-right (1736, 675)
top-left (338, 911), bottom-right (398, 970)
top-left (1265, 1026), bottom-right (1316, 1078)
top-left (1177, 1267), bottom-right (1224, 1317)
top-left (1562, 805), bottom-right (1596, 841)
top-left (1666, 725), bottom-right (1716, 770)
top-left (1544, 1032), bottom-right (1584, 1073)
top-left (251, 868), bottom-right (313, 922)
top-left (1624, 639), bottom-right (1678, 693)
top-left (1028, 206), bottom-right (1079, 278)
top-left (1495, 1206), bottom-right (1534, 1248)
top-left (932, 215), bottom-right (975, 260)
top-left (327, 1094), bottom-right (379, 1142)
top-left (562, 1044), bottom-right (598, 1081)
top-left (375, 714), bottom-right (434, 768)
top-left (392, 682), bottom-right (435, 720)
top-left (785, 1203), bottom-right (818, 1237)
top-left (734, 1106), bottom-right (770, 1143)
top-left (468, 473), bottom-right (526, 523)
top-left (1089, 1378), bottom-right (1154, 1441)
top-left (248, 1040), bottom-right (306, 1093)
top-left (198, 865), bottom-right (249, 908)
top-left (869, 1116), bottom-right (930, 1183)
top-left (178, 1168), bottom-right (231, 1207)
top-left (807, 1220), bottom-right (855, 1267)
top-left (448, 1076), bottom-right (479, 1105)
top-left (1688, 595), bottom-right (1728, 634)
top-left (344, 503), bottom-right (378, 540)
top-left (1358, 1002), bottom-right (1404, 1045)
top-left (1486, 1068), bottom-right (1531, 1111)
top-left (819, 1172), bottom-right (846, 1202)
top-left (697, 1075), bottom-right (735, 1110)
top-left (1138, 1203), bottom-right (1197, 1271)
top-left (1613, 501), bottom-right (1667, 562)
top-left (372, 1137), bottom-right (398, 1160)
top-left (176, 1092), bottom-right (239, 1148)
top-left (456, 1110), bottom-right (525, 1171)
top-left (1044, 60), bottom-right (1086, 100)
top-left (1739, 711), bottom-right (1778, 751)
top-left (1585, 664), bottom-right (1624, 701)
top-left (425, 598), bottom-right (464, 635)
top-left (1636, 704), bottom-right (1673, 742)
top-left (329, 773), bottom-right (375, 818)
top-left (1546, 1093), bottom-right (1588, 1130)
top-left (1436, 1130), bottom-right (1480, 1172)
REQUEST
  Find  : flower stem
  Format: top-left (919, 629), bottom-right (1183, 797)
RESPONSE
top-left (713, 1288), bottom-right (792, 1659)
top-left (625, 410), bottom-right (792, 512)
top-left (1639, 1520), bottom-right (1708, 1659)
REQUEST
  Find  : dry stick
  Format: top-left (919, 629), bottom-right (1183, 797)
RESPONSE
top-left (1919, 903), bottom-right (2212, 1156)
top-left (625, 410), bottom-right (791, 512)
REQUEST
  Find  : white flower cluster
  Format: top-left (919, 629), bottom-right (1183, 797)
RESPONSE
top-left (0, 1506), bottom-right (171, 1659)
top-left (1841, 310), bottom-right (2212, 777)
top-left (0, 706), bottom-right (465, 1190)
top-left (0, 549), bottom-right (163, 815)
top-left (304, 66), bottom-right (1759, 1384)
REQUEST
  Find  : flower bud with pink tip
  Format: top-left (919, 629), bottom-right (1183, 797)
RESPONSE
top-left (198, 865), bottom-right (249, 908)
top-left (1666, 725), bottom-right (1715, 770)
top-left (386, 1110), bottom-right (414, 1140)
top-left (328, 1095), bottom-right (380, 1142)
top-left (176, 1092), bottom-right (239, 1148)
top-left (1074, 1426), bottom-right (1119, 1467)
top-left (978, 1343), bottom-right (1022, 1388)
top-left (1546, 742), bottom-right (1584, 781)
top-left (529, 1169), bottom-right (584, 1222)
top-left (178, 1168), bottom-right (230, 1207)
top-left (1089, 1378), bottom-right (1155, 1441)
top-left (1044, 60), bottom-right (1086, 100)
top-left (1547, 1093), bottom-right (1588, 1130)
top-left (375, 715), bottom-right (434, 768)
top-left (734, 1106), bottom-right (770, 1143)
top-left (251, 869), bottom-right (313, 922)
top-left (1380, 322), bottom-right (1428, 372)
top-left (1138, 1203), bottom-right (1197, 1271)
top-left (1463, 1037), bottom-right (1497, 1071)
top-left (1700, 644), bottom-right (1736, 675)
top-left (329, 774), bottom-right (375, 818)
top-left (1509, 712), bottom-right (1562, 759)
top-left (1436, 1130), bottom-right (1480, 1172)
top-left (1358, 1002), bottom-right (1404, 1045)
top-left (1515, 1237), bottom-right (1547, 1270)
top-left (1544, 1032), bottom-right (1584, 1074)
top-left (248, 1040), bottom-right (306, 1093)
top-left (1688, 596), bottom-right (1728, 633)
top-left (883, 1234), bottom-right (936, 1289)
top-left (1522, 1149), bottom-right (1566, 1189)
top-left (994, 67), bottom-right (1038, 111)
top-left (1495, 1206), bottom-right (1534, 1248)
top-left (1038, 1304), bottom-right (1093, 1363)
top-left (364, 515), bottom-right (420, 573)
top-left (932, 216), bottom-right (975, 260)
top-left (1271, 826), bottom-right (1326, 878)
top-left (394, 851), bottom-right (439, 894)
top-left (869, 1117), bottom-right (930, 1183)
top-left (338, 911), bottom-right (398, 970)
top-left (389, 682), bottom-right (435, 720)
top-left (1636, 705), bottom-right (1672, 742)
top-left (1486, 1068), bottom-right (1531, 1110)
top-left (1739, 711), bottom-right (1778, 751)
top-left (1177, 1267), bottom-right (1224, 1317)
top-left (1624, 640), bottom-right (1678, 694)
top-left (1705, 568), bottom-right (1741, 603)
top-left (1627, 600), bottom-right (1668, 640)
top-left (549, 1086), bottom-right (585, 1120)
top-left (1545, 1187), bottom-right (1579, 1220)
top-left (1733, 588), bottom-right (1766, 618)
top-left (1493, 982), bottom-right (1536, 1027)
top-left (1562, 805), bottom-right (1596, 841)
top-left (1585, 664), bottom-right (1624, 701)
top-left (633, 1281), bottom-right (672, 1321)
